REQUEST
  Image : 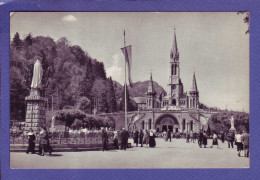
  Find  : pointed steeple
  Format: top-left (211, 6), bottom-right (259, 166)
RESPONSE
top-left (147, 72), bottom-right (154, 94)
top-left (170, 28), bottom-right (179, 61)
top-left (191, 71), bottom-right (198, 92)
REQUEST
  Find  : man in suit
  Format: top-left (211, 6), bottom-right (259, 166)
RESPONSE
top-left (139, 129), bottom-right (144, 147)
top-left (102, 128), bottom-right (108, 151)
top-left (167, 128), bottom-right (172, 142)
top-left (133, 129), bottom-right (139, 147)
top-left (227, 131), bottom-right (235, 148)
top-left (120, 128), bottom-right (128, 150)
top-left (242, 130), bottom-right (249, 158)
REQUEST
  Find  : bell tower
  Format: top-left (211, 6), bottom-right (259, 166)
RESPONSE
top-left (168, 28), bottom-right (183, 106)
top-left (147, 72), bottom-right (156, 109)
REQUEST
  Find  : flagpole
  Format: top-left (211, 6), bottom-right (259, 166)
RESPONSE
top-left (124, 30), bottom-right (127, 130)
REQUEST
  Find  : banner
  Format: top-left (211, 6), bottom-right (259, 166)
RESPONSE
top-left (121, 45), bottom-right (133, 87)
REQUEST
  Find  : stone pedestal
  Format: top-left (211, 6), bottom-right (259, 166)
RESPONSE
top-left (24, 89), bottom-right (47, 132)
top-left (229, 116), bottom-right (236, 133)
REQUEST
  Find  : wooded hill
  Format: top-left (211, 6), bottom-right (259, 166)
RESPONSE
top-left (10, 33), bottom-right (166, 121)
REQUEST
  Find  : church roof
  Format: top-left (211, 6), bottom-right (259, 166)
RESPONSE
top-left (191, 71), bottom-right (198, 92)
top-left (133, 97), bottom-right (146, 104)
top-left (170, 29), bottom-right (179, 61)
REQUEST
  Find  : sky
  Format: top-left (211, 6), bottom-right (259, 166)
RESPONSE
top-left (10, 12), bottom-right (249, 112)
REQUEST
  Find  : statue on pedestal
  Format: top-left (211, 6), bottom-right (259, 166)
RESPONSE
top-left (25, 57), bottom-right (49, 132)
top-left (30, 59), bottom-right (43, 97)
top-left (229, 116), bottom-right (236, 132)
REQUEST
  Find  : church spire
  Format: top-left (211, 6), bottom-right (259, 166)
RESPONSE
top-left (170, 28), bottom-right (179, 61)
top-left (147, 72), bottom-right (156, 95)
top-left (191, 71), bottom-right (198, 92)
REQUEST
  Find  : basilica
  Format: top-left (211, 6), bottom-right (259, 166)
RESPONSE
top-left (99, 30), bottom-right (215, 133)
top-left (134, 30), bottom-right (200, 110)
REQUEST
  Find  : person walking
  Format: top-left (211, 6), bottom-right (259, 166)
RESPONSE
top-left (190, 131), bottom-right (194, 143)
top-left (102, 128), bottom-right (109, 151)
top-left (139, 129), bottom-right (144, 147)
top-left (133, 129), bottom-right (139, 147)
top-left (227, 131), bottom-right (235, 148)
top-left (26, 128), bottom-right (36, 154)
top-left (113, 131), bottom-right (119, 149)
top-left (202, 131), bottom-right (208, 148)
top-left (167, 128), bottom-right (172, 142)
top-left (221, 133), bottom-right (225, 143)
top-left (235, 131), bottom-right (243, 157)
top-left (120, 128), bottom-right (128, 150)
top-left (242, 130), bottom-right (249, 158)
top-left (143, 130), bottom-right (149, 146)
top-left (211, 133), bottom-right (219, 148)
top-left (38, 127), bottom-right (49, 156)
top-left (162, 130), bottom-right (167, 141)
top-left (198, 130), bottom-right (203, 148)
top-left (149, 130), bottom-right (156, 147)
top-left (186, 131), bottom-right (190, 143)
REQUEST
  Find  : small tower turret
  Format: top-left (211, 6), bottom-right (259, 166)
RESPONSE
top-left (189, 71), bottom-right (199, 108)
top-left (147, 72), bottom-right (156, 109)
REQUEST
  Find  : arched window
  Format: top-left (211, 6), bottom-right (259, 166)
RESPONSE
top-left (193, 98), bottom-right (195, 108)
top-left (148, 119), bottom-right (152, 129)
top-left (175, 65), bottom-right (177, 75)
top-left (142, 121), bottom-right (145, 129)
top-left (149, 99), bottom-right (151, 107)
top-left (190, 121), bottom-right (193, 131)
top-left (190, 99), bottom-right (192, 108)
top-left (182, 119), bottom-right (186, 131)
top-left (172, 99), bottom-right (176, 106)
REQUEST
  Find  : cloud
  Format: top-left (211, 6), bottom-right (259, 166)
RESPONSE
top-left (62, 15), bottom-right (77, 22)
top-left (106, 53), bottom-right (124, 84)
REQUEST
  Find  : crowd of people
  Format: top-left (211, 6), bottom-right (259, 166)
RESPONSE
top-left (159, 127), bottom-right (250, 158)
top-left (24, 125), bottom-right (249, 158)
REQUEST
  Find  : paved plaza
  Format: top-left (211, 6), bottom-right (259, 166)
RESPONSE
top-left (10, 138), bottom-right (249, 169)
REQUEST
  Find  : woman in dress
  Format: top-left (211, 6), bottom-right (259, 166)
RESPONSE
top-left (113, 131), bottom-right (119, 149)
top-left (162, 130), bottom-right (167, 141)
top-left (149, 130), bottom-right (156, 148)
top-left (139, 129), bottom-right (144, 147)
top-left (26, 128), bottom-right (36, 154)
top-left (143, 130), bottom-right (149, 146)
top-left (211, 133), bottom-right (219, 148)
top-left (198, 130), bottom-right (203, 148)
top-left (133, 129), bottom-right (139, 147)
top-left (235, 131), bottom-right (243, 157)
top-left (202, 131), bottom-right (208, 148)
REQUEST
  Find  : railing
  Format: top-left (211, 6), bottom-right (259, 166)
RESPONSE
top-left (10, 131), bottom-right (120, 145)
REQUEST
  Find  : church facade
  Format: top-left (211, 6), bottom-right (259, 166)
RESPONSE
top-left (99, 30), bottom-right (217, 133)
top-left (134, 30), bottom-right (200, 111)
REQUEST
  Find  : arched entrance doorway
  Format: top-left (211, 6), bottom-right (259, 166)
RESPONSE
top-left (155, 114), bottom-right (179, 132)
top-left (172, 99), bottom-right (176, 106)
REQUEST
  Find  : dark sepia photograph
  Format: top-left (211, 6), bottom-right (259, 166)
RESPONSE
top-left (10, 12), bottom-right (249, 169)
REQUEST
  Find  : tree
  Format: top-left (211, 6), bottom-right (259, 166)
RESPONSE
top-left (208, 111), bottom-right (249, 134)
top-left (76, 96), bottom-right (91, 114)
top-left (24, 33), bottom-right (32, 47)
top-left (120, 84), bottom-right (137, 111)
top-left (91, 78), bottom-right (109, 113)
top-left (54, 109), bottom-right (86, 130)
top-left (106, 77), bottom-right (117, 112)
top-left (13, 32), bottom-right (22, 50)
top-left (79, 60), bottom-right (93, 99)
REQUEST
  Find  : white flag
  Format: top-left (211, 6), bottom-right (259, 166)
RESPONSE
top-left (121, 45), bottom-right (133, 87)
